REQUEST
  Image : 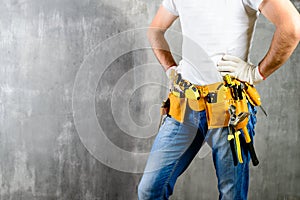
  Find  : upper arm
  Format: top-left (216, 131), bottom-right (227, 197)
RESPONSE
top-left (259, 0), bottom-right (300, 38)
top-left (149, 5), bottom-right (178, 33)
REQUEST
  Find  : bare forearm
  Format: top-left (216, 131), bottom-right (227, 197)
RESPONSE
top-left (258, 0), bottom-right (300, 78)
top-left (259, 28), bottom-right (300, 78)
top-left (147, 28), bottom-right (177, 71)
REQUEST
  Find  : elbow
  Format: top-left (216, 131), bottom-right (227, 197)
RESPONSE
top-left (294, 22), bottom-right (300, 41)
top-left (290, 17), bottom-right (300, 41)
top-left (280, 16), bottom-right (300, 42)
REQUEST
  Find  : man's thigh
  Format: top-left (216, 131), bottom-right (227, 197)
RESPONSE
top-left (138, 115), bottom-right (205, 199)
top-left (143, 115), bottom-right (202, 173)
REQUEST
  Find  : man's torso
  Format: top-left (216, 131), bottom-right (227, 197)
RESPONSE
top-left (162, 0), bottom-right (263, 85)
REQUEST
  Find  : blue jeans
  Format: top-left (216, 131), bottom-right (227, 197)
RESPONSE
top-left (138, 103), bottom-right (257, 200)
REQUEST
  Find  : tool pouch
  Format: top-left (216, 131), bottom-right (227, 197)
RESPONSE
top-left (204, 83), bottom-right (231, 129)
top-left (167, 92), bottom-right (206, 123)
top-left (168, 92), bottom-right (188, 123)
top-left (206, 100), bottom-right (230, 129)
top-left (205, 81), bottom-right (251, 129)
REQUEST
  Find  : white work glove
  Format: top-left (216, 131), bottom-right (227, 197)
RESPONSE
top-left (165, 65), bottom-right (180, 92)
top-left (165, 65), bottom-right (177, 79)
top-left (217, 55), bottom-right (265, 85)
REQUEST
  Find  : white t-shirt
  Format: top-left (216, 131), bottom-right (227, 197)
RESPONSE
top-left (162, 0), bottom-right (263, 85)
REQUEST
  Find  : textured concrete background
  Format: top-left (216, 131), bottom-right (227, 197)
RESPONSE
top-left (0, 0), bottom-right (299, 199)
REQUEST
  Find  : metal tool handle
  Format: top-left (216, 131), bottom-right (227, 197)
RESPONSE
top-left (247, 143), bottom-right (259, 166)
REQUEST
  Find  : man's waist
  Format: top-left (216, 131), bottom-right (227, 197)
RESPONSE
top-left (177, 60), bottom-right (223, 85)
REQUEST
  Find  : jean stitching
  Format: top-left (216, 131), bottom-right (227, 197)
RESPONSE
top-left (158, 111), bottom-right (204, 199)
top-left (159, 120), bottom-right (189, 199)
top-left (160, 156), bottom-right (181, 200)
top-left (163, 118), bottom-right (181, 147)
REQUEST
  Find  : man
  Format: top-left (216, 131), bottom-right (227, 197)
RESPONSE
top-left (138, 0), bottom-right (300, 199)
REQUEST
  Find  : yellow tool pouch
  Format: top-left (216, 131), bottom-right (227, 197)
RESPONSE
top-left (205, 100), bottom-right (230, 129)
top-left (203, 83), bottom-right (232, 129)
top-left (168, 93), bottom-right (187, 123)
top-left (168, 92), bottom-right (206, 123)
top-left (188, 98), bottom-right (206, 112)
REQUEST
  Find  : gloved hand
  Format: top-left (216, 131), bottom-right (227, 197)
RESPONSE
top-left (165, 66), bottom-right (200, 100)
top-left (162, 66), bottom-right (177, 115)
top-left (165, 66), bottom-right (177, 91)
top-left (217, 55), bottom-right (265, 85)
top-left (165, 65), bottom-right (177, 79)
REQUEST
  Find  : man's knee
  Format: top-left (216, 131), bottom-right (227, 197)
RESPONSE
top-left (137, 175), bottom-right (167, 200)
top-left (137, 180), bottom-right (152, 200)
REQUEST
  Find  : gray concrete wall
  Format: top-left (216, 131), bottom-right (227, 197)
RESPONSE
top-left (0, 0), bottom-right (299, 199)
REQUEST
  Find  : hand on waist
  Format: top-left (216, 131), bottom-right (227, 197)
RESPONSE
top-left (217, 55), bottom-right (265, 85)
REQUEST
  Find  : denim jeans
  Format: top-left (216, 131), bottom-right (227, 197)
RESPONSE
top-left (138, 103), bottom-right (257, 200)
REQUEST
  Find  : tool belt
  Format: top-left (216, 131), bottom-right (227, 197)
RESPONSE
top-left (167, 79), bottom-right (261, 129)
top-left (162, 74), bottom-right (262, 166)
